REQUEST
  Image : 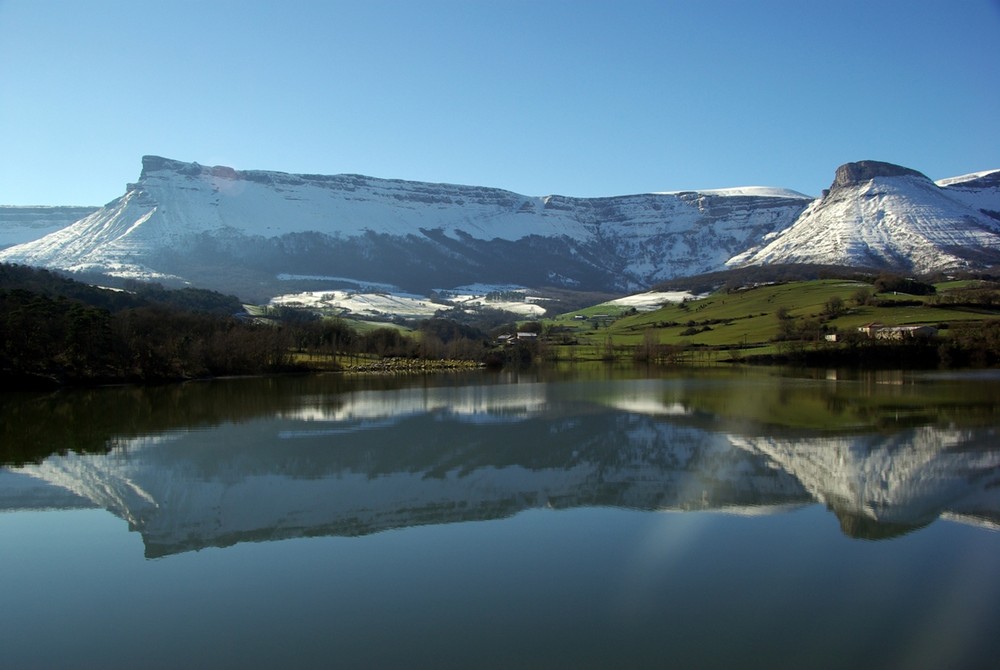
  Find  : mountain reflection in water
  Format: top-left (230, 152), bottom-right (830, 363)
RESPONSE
top-left (2, 370), bottom-right (998, 556)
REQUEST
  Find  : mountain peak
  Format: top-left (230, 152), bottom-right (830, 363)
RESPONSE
top-left (832, 161), bottom-right (929, 189)
top-left (728, 160), bottom-right (1000, 274)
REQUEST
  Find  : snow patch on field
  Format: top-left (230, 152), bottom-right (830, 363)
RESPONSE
top-left (269, 285), bottom-right (548, 320)
top-left (442, 286), bottom-right (547, 317)
top-left (604, 291), bottom-right (700, 311)
top-left (271, 290), bottom-right (442, 319)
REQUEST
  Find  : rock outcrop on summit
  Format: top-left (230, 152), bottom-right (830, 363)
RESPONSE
top-left (831, 160), bottom-right (928, 187)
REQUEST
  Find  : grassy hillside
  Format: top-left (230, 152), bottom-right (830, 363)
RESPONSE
top-left (544, 278), bottom-right (1000, 363)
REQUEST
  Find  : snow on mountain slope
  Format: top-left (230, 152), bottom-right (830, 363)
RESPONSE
top-left (5, 157), bottom-right (998, 299)
top-left (936, 169), bottom-right (1000, 187)
top-left (936, 169), bottom-right (1000, 220)
top-left (0, 156), bottom-right (811, 299)
top-left (657, 186), bottom-right (810, 198)
top-left (0, 205), bottom-right (98, 249)
top-left (728, 161), bottom-right (1000, 273)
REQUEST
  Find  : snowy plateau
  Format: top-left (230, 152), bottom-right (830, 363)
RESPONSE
top-left (1, 157), bottom-right (998, 316)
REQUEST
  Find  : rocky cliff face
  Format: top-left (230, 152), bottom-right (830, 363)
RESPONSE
top-left (831, 160), bottom-right (928, 187)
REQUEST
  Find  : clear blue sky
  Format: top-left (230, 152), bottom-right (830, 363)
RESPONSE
top-left (1, 0), bottom-right (998, 205)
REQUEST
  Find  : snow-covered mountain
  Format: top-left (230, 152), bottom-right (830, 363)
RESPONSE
top-left (0, 156), bottom-right (811, 299)
top-left (3, 157), bottom-right (998, 300)
top-left (728, 161), bottom-right (1000, 273)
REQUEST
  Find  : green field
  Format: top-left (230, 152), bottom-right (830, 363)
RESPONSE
top-left (543, 279), bottom-right (1000, 362)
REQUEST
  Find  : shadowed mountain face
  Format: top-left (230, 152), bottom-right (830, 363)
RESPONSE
top-left (4, 372), bottom-right (998, 556)
top-left (1, 156), bottom-right (813, 299)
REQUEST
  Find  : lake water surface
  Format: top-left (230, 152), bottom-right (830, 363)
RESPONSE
top-left (2, 367), bottom-right (999, 669)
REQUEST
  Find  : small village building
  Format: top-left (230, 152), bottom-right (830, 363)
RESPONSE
top-left (497, 332), bottom-right (539, 345)
top-left (858, 323), bottom-right (884, 337)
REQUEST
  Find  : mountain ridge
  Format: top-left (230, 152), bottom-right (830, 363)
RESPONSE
top-left (1, 156), bottom-right (998, 301)
top-left (0, 205), bottom-right (99, 249)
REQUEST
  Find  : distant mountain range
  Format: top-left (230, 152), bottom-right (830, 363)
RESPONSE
top-left (1, 156), bottom-right (997, 301)
top-left (0, 206), bottom-right (98, 249)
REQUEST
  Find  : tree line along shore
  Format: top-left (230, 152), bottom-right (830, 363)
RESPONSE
top-left (3, 263), bottom-right (1000, 389)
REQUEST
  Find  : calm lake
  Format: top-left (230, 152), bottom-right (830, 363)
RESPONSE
top-left (2, 366), bottom-right (999, 669)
